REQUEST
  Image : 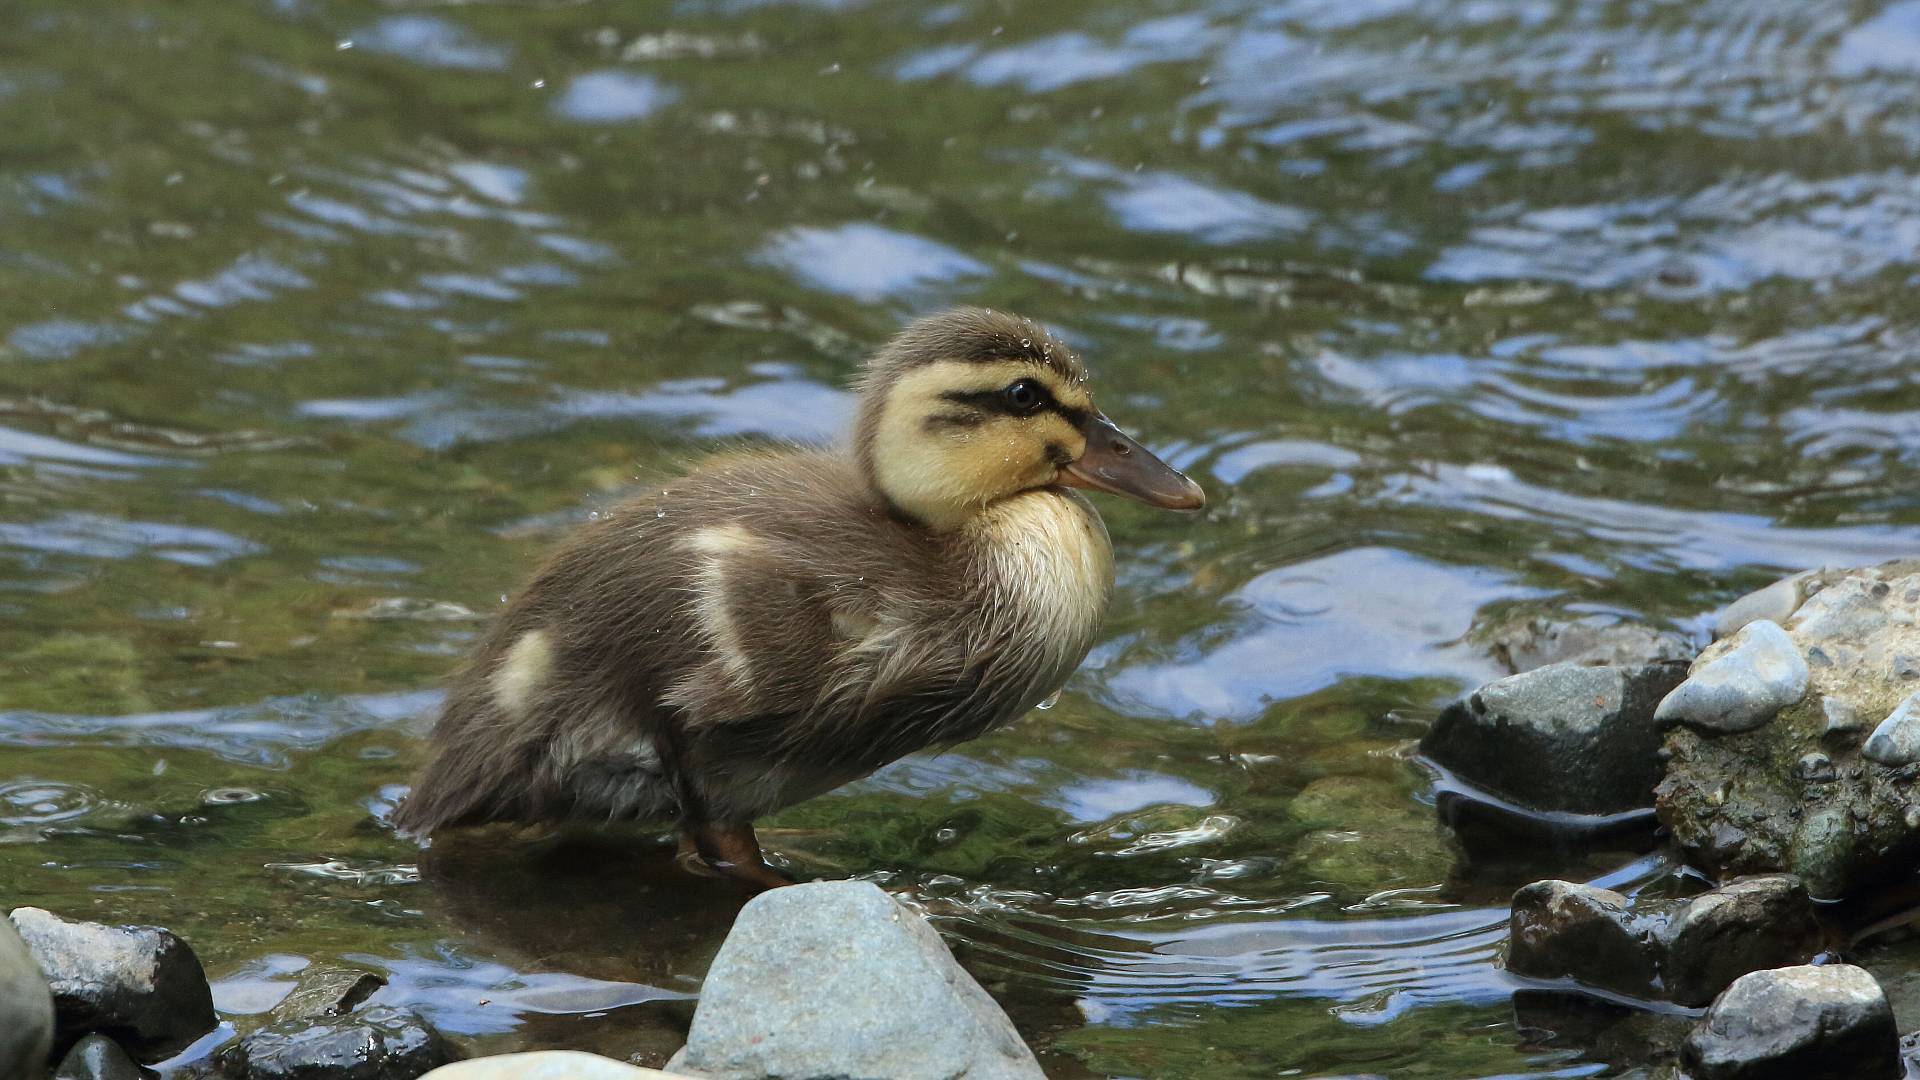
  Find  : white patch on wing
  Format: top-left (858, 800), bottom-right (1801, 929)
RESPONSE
top-left (685, 524), bottom-right (761, 682)
top-left (492, 629), bottom-right (555, 718)
top-left (831, 607), bottom-right (880, 642)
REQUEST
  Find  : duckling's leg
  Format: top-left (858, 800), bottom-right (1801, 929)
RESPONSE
top-left (685, 822), bottom-right (795, 893)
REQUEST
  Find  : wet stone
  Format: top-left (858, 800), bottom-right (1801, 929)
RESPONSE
top-left (219, 1004), bottom-right (453, 1080)
top-left (54, 1033), bottom-right (143, 1080)
top-left (0, 915), bottom-right (54, 1080)
top-left (667, 880), bottom-right (1043, 1080)
top-left (1421, 661), bottom-right (1688, 815)
top-left (1654, 875), bottom-right (1822, 1009)
top-left (1793, 752), bottom-right (1835, 782)
top-left (1862, 692), bottom-right (1920, 766)
top-left (1682, 965), bottom-right (1899, 1080)
top-left (1654, 620), bottom-right (1808, 733)
top-left (9, 907), bottom-right (216, 1062)
top-left (1505, 881), bottom-right (1658, 999)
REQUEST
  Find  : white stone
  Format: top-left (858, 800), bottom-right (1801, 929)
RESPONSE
top-left (1715, 573), bottom-right (1808, 640)
top-left (1863, 692), bottom-right (1920, 766)
top-left (1655, 620), bottom-right (1810, 733)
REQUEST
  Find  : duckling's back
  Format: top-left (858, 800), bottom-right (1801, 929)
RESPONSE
top-left (394, 447), bottom-right (1025, 835)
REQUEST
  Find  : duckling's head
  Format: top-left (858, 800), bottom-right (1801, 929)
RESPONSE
top-left (853, 308), bottom-right (1205, 531)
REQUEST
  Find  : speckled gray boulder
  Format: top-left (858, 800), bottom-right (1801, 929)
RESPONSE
top-left (1654, 620), bottom-right (1808, 733)
top-left (0, 915), bottom-right (53, 1080)
top-left (667, 880), bottom-right (1042, 1080)
top-left (1658, 560), bottom-right (1920, 897)
top-left (1422, 661), bottom-right (1686, 815)
top-left (1862, 692), bottom-right (1920, 765)
top-left (9, 907), bottom-right (216, 1063)
top-left (1682, 965), bottom-right (1899, 1080)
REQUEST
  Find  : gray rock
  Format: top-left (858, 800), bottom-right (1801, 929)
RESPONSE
top-left (1421, 661), bottom-right (1688, 815)
top-left (1655, 875), bottom-right (1822, 1008)
top-left (1658, 561), bottom-right (1920, 898)
top-left (422, 1052), bottom-right (682, 1078)
top-left (667, 880), bottom-right (1042, 1080)
top-left (9, 907), bottom-right (216, 1062)
top-left (54, 1034), bottom-right (142, 1080)
top-left (0, 916), bottom-right (54, 1080)
top-left (1505, 881), bottom-right (1658, 999)
top-left (1862, 692), bottom-right (1920, 765)
top-left (1714, 574), bottom-right (1810, 641)
top-left (219, 1004), bottom-right (452, 1080)
top-left (1682, 965), bottom-right (1899, 1080)
top-left (1655, 620), bottom-right (1808, 732)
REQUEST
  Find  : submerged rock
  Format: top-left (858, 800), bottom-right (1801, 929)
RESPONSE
top-left (268, 966), bottom-right (387, 1023)
top-left (1681, 965), bottom-right (1899, 1080)
top-left (1653, 620), bottom-right (1808, 733)
top-left (1657, 560), bottom-right (1920, 897)
top-left (0, 915), bottom-right (54, 1080)
top-left (9, 907), bottom-right (216, 1062)
top-left (422, 1052), bottom-right (682, 1078)
top-left (53, 1034), bottom-right (142, 1080)
top-left (1468, 607), bottom-right (1694, 675)
top-left (1422, 661), bottom-right (1687, 815)
top-left (667, 880), bottom-right (1043, 1080)
top-left (219, 1004), bottom-right (452, 1080)
top-left (1505, 875), bottom-right (1821, 1008)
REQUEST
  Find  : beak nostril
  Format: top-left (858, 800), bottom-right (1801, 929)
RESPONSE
top-left (1111, 440), bottom-right (1131, 455)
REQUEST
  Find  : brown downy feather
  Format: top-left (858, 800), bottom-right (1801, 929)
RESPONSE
top-left (395, 310), bottom-right (1118, 839)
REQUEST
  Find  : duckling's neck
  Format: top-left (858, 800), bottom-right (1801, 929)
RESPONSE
top-left (959, 488), bottom-right (1114, 669)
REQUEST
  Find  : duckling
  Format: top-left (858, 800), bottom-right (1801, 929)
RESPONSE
top-left (394, 308), bottom-right (1204, 890)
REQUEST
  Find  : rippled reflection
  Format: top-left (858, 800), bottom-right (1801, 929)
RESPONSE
top-left (3, 0), bottom-right (1920, 1075)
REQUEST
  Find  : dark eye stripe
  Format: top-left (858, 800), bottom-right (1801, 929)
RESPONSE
top-left (940, 384), bottom-right (1087, 426)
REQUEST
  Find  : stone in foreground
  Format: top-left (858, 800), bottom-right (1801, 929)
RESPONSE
top-left (54, 1033), bottom-right (143, 1080)
top-left (1681, 965), bottom-right (1899, 1080)
top-left (218, 1004), bottom-right (453, 1080)
top-left (9, 906), bottom-right (216, 1062)
top-left (1422, 660), bottom-right (1687, 815)
top-left (1, 915), bottom-right (54, 1080)
top-left (422, 1051), bottom-right (685, 1078)
top-left (1653, 620), bottom-right (1808, 733)
top-left (667, 880), bottom-right (1043, 1080)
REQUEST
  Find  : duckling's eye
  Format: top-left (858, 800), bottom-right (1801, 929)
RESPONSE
top-left (1004, 379), bottom-right (1044, 414)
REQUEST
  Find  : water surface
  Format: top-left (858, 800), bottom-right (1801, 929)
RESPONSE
top-left (5, 1), bottom-right (1920, 1076)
